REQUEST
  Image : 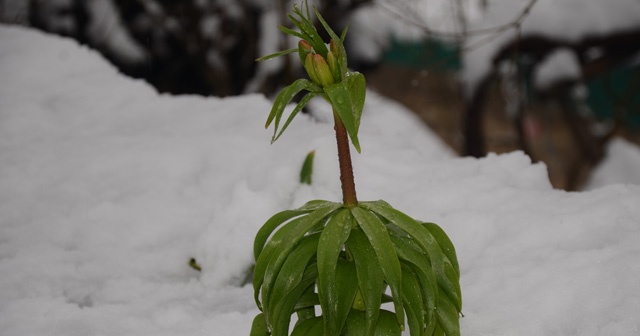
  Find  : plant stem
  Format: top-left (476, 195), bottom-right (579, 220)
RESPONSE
top-left (333, 108), bottom-right (358, 207)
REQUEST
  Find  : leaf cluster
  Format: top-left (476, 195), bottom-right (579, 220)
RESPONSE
top-left (257, 1), bottom-right (366, 152)
top-left (251, 200), bottom-right (462, 336)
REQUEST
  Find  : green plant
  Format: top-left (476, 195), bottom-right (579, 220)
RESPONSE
top-left (300, 150), bottom-right (315, 185)
top-left (251, 2), bottom-right (461, 336)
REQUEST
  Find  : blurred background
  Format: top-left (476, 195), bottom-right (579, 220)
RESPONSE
top-left (2, 0), bottom-right (639, 191)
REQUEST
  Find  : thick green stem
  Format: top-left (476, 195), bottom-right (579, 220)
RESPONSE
top-left (333, 109), bottom-right (358, 207)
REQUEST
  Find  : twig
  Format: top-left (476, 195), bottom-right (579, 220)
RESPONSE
top-left (374, 0), bottom-right (538, 40)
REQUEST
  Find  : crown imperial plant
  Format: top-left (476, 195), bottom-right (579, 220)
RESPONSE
top-left (251, 2), bottom-right (462, 335)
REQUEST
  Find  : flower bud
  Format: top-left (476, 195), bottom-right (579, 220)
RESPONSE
top-left (312, 54), bottom-right (335, 87)
top-left (303, 53), bottom-right (321, 84)
top-left (326, 51), bottom-right (341, 83)
top-left (298, 40), bottom-right (314, 65)
top-left (329, 39), bottom-right (340, 56)
top-left (329, 39), bottom-right (345, 81)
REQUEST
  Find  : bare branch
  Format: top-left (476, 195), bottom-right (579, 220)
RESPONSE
top-left (374, 0), bottom-right (538, 41)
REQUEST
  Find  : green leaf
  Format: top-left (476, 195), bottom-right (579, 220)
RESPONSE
top-left (250, 313), bottom-right (270, 336)
top-left (316, 209), bottom-right (354, 335)
top-left (265, 78), bottom-right (322, 134)
top-left (297, 199), bottom-right (339, 212)
top-left (291, 4), bottom-right (327, 56)
top-left (273, 91), bottom-right (318, 143)
top-left (400, 266), bottom-right (425, 336)
top-left (350, 206), bottom-right (405, 330)
top-left (340, 25), bottom-right (349, 43)
top-left (334, 259), bottom-right (360, 335)
top-left (271, 264), bottom-right (319, 336)
top-left (254, 209), bottom-right (312, 261)
top-left (268, 233), bottom-right (320, 317)
top-left (324, 73), bottom-right (366, 153)
top-left (388, 229), bottom-right (438, 335)
top-left (344, 310), bottom-right (402, 336)
top-left (260, 203), bottom-right (342, 313)
top-left (442, 260), bottom-right (462, 312)
top-left (291, 316), bottom-right (324, 336)
top-left (423, 222), bottom-right (460, 276)
top-left (256, 48), bottom-right (298, 62)
top-left (314, 6), bottom-right (348, 75)
top-left (346, 228), bottom-right (384, 336)
top-left (436, 288), bottom-right (461, 336)
top-left (254, 215), bottom-right (306, 309)
top-left (361, 201), bottom-right (462, 315)
top-left (294, 289), bottom-right (319, 311)
top-left (299, 150), bottom-right (315, 185)
top-left (278, 25), bottom-right (311, 43)
top-left (254, 203), bottom-right (340, 310)
top-left (344, 310), bottom-right (367, 336)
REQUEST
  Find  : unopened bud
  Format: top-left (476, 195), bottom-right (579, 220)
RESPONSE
top-left (330, 39), bottom-right (339, 56)
top-left (329, 39), bottom-right (345, 81)
top-left (298, 40), bottom-right (314, 65)
top-left (303, 53), bottom-right (321, 84)
top-left (312, 54), bottom-right (335, 87)
top-left (326, 51), bottom-right (341, 83)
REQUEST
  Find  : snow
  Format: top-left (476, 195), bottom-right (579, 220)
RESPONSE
top-left (533, 48), bottom-right (581, 90)
top-left (2, 24), bottom-right (640, 335)
top-left (585, 137), bottom-right (640, 190)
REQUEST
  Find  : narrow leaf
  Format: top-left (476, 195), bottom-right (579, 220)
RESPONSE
top-left (278, 25), bottom-right (311, 42)
top-left (375, 310), bottom-right (403, 336)
top-left (443, 259), bottom-right (463, 312)
top-left (256, 48), bottom-right (298, 62)
top-left (299, 150), bottom-right (315, 185)
top-left (316, 209), bottom-right (353, 335)
top-left (401, 266), bottom-right (425, 336)
top-left (287, 14), bottom-right (326, 56)
top-left (297, 200), bottom-right (338, 212)
top-left (268, 233), bottom-right (320, 316)
top-left (433, 324), bottom-right (446, 336)
top-left (254, 209), bottom-right (311, 261)
top-left (350, 206), bottom-right (405, 329)
top-left (361, 201), bottom-right (462, 317)
top-left (254, 215), bottom-right (306, 308)
top-left (271, 264), bottom-right (319, 336)
top-left (334, 259), bottom-right (360, 335)
top-left (265, 79), bottom-right (321, 133)
top-left (340, 25), bottom-right (349, 43)
top-left (294, 289), bottom-right (319, 311)
top-left (423, 222), bottom-right (460, 276)
top-left (314, 6), bottom-right (348, 75)
top-left (292, 4), bottom-right (328, 56)
top-left (388, 229), bottom-right (438, 335)
top-left (273, 91), bottom-right (317, 143)
top-left (436, 288), bottom-right (461, 336)
top-left (250, 313), bottom-right (270, 336)
top-left (260, 203), bottom-right (342, 314)
top-left (291, 316), bottom-right (324, 336)
top-left (346, 228), bottom-right (384, 336)
top-left (344, 310), bottom-right (401, 336)
top-left (325, 73), bottom-right (366, 153)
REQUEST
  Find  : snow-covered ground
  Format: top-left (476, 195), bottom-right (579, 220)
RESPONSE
top-left (1, 25), bottom-right (640, 335)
